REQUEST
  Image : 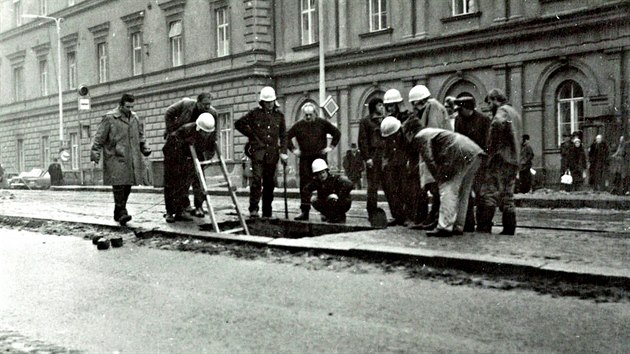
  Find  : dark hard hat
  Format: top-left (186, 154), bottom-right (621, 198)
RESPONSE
top-left (454, 96), bottom-right (476, 110)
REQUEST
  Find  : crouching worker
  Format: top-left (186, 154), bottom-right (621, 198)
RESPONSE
top-left (162, 113), bottom-right (216, 223)
top-left (304, 159), bottom-right (354, 223)
top-left (415, 128), bottom-right (485, 237)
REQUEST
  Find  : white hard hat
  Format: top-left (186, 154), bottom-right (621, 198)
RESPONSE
top-left (383, 89), bottom-right (403, 104)
top-left (259, 86), bottom-right (277, 102)
top-left (380, 116), bottom-right (401, 137)
top-left (408, 85), bottom-right (431, 103)
top-left (311, 158), bottom-right (328, 173)
top-left (196, 112), bottom-right (216, 133)
top-left (302, 103), bottom-right (316, 115)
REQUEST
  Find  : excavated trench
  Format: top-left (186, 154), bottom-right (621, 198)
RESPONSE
top-left (204, 218), bottom-right (374, 239)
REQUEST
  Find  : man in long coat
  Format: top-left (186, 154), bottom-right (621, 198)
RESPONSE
top-left (91, 93), bottom-right (151, 225)
top-left (588, 134), bottom-right (609, 192)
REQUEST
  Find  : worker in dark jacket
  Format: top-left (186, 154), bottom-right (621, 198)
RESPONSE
top-left (164, 93), bottom-right (217, 217)
top-left (343, 143), bottom-right (364, 189)
top-left (477, 89), bottom-right (521, 235)
top-left (304, 159), bottom-right (353, 223)
top-left (519, 134), bottom-right (535, 193)
top-left (454, 95), bottom-right (491, 231)
top-left (588, 134), bottom-right (609, 191)
top-left (380, 116), bottom-right (408, 226)
top-left (288, 102), bottom-right (341, 221)
top-left (47, 158), bottom-right (64, 186)
top-left (162, 113), bottom-right (216, 223)
top-left (414, 128), bottom-right (485, 237)
top-left (358, 97), bottom-right (386, 218)
top-left (235, 86), bottom-right (288, 218)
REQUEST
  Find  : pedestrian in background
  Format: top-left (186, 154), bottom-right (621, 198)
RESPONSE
top-left (235, 86), bottom-right (288, 218)
top-left (566, 138), bottom-right (587, 192)
top-left (164, 93), bottom-right (217, 217)
top-left (47, 158), bottom-right (64, 186)
top-left (287, 102), bottom-right (341, 221)
top-left (358, 97), bottom-right (386, 219)
top-left (90, 93), bottom-right (152, 225)
top-left (477, 89), bottom-right (521, 235)
top-left (444, 96), bottom-right (457, 131)
top-left (610, 135), bottom-right (629, 195)
top-left (343, 143), bottom-right (364, 190)
top-left (303, 159), bottom-right (353, 223)
top-left (588, 134), bottom-right (609, 192)
top-left (453, 95), bottom-right (490, 231)
top-left (413, 128), bottom-right (485, 237)
top-left (162, 113), bottom-right (216, 223)
top-left (0, 163), bottom-right (4, 188)
top-left (519, 134), bottom-right (535, 193)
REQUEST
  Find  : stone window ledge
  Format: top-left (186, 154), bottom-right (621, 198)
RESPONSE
top-left (441, 11), bottom-right (482, 23)
top-left (359, 27), bottom-right (394, 39)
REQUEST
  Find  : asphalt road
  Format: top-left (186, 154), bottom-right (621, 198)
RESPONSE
top-left (1, 228), bottom-right (628, 353)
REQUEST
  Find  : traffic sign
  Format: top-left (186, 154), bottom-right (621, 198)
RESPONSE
top-left (78, 98), bottom-right (91, 110)
top-left (322, 95), bottom-right (339, 118)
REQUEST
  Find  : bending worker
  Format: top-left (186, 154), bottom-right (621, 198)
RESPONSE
top-left (303, 159), bottom-right (354, 224)
top-left (287, 102), bottom-right (341, 221)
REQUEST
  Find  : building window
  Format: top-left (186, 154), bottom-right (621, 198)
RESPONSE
top-left (39, 59), bottom-right (48, 96)
top-left (17, 139), bottom-right (25, 172)
top-left (70, 132), bottom-right (79, 170)
top-left (14, 0), bottom-right (22, 27)
top-left (218, 112), bottom-right (233, 160)
top-left (67, 51), bottom-right (77, 90)
top-left (41, 136), bottom-right (50, 166)
top-left (452, 0), bottom-right (475, 15)
top-left (39, 0), bottom-right (48, 15)
top-left (169, 21), bottom-right (183, 67)
top-left (557, 80), bottom-right (584, 145)
top-left (132, 32), bottom-right (143, 75)
top-left (13, 66), bottom-right (24, 101)
top-left (97, 42), bottom-right (108, 83)
top-left (216, 7), bottom-right (230, 57)
top-left (300, 0), bottom-right (318, 45)
top-left (369, 0), bottom-right (387, 32)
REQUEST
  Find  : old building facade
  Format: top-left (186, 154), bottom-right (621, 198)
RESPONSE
top-left (1, 0), bottom-right (628, 186)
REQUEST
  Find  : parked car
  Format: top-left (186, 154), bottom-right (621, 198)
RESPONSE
top-left (9, 168), bottom-right (51, 190)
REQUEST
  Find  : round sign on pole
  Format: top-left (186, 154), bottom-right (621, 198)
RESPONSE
top-left (60, 150), bottom-right (70, 162)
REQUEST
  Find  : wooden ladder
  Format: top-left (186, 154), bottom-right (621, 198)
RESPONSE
top-left (189, 144), bottom-right (250, 235)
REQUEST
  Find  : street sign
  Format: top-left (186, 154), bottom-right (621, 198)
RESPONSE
top-left (78, 98), bottom-right (91, 110)
top-left (322, 95), bottom-right (339, 118)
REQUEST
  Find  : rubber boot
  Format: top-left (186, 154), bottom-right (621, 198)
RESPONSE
top-left (476, 206), bottom-right (495, 233)
top-left (295, 205), bottom-right (310, 221)
top-left (463, 198), bottom-right (476, 232)
top-left (500, 210), bottom-right (516, 235)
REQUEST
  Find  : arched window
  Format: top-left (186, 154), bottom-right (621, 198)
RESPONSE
top-left (557, 80), bottom-right (584, 145)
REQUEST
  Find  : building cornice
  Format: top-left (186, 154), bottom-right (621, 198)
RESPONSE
top-left (159, 0), bottom-right (187, 16)
top-left (88, 22), bottom-right (110, 41)
top-left (32, 42), bottom-right (51, 57)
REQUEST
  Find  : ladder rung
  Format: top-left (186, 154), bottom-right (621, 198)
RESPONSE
top-left (199, 160), bottom-right (220, 166)
top-left (213, 205), bottom-right (234, 211)
top-left (206, 182), bottom-right (229, 188)
top-left (222, 227), bottom-right (244, 234)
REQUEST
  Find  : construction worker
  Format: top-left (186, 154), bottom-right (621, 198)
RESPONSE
top-left (477, 88), bottom-right (521, 235)
top-left (358, 97), bottom-right (386, 219)
top-left (162, 113), bottom-right (216, 223)
top-left (380, 116), bottom-right (408, 226)
top-left (453, 95), bottom-right (491, 232)
top-left (414, 128), bottom-right (485, 237)
top-left (304, 158), bottom-right (353, 223)
top-left (235, 86), bottom-right (288, 218)
top-left (406, 84), bottom-right (452, 230)
top-left (164, 93), bottom-right (218, 217)
top-left (288, 102), bottom-right (341, 221)
top-left (90, 93), bottom-right (151, 225)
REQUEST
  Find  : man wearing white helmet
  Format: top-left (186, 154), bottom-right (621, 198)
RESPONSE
top-left (380, 116), bottom-right (409, 226)
top-left (404, 84), bottom-right (452, 230)
top-left (164, 92), bottom-right (218, 217)
top-left (303, 158), bottom-right (354, 223)
top-left (287, 102), bottom-right (341, 221)
top-left (235, 86), bottom-right (288, 218)
top-left (162, 113), bottom-right (217, 223)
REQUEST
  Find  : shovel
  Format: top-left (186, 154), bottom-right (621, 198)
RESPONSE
top-left (282, 160), bottom-right (288, 219)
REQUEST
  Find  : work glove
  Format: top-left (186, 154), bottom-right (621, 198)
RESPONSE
top-left (280, 153), bottom-right (288, 161)
top-left (366, 159), bottom-right (374, 168)
top-left (320, 146), bottom-right (333, 154)
top-left (292, 149), bottom-right (301, 157)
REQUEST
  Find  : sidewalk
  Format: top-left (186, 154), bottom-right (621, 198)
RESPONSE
top-left (0, 189), bottom-right (628, 288)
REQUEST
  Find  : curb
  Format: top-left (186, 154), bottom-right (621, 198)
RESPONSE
top-left (2, 213), bottom-right (628, 289)
top-left (50, 186), bottom-right (630, 209)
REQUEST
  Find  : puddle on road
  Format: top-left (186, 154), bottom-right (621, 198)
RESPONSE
top-left (202, 218), bottom-right (374, 239)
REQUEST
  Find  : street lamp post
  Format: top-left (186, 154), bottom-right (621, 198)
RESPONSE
top-left (22, 14), bottom-right (65, 147)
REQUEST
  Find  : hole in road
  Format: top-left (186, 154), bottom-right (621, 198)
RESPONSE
top-left (202, 218), bottom-right (374, 239)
